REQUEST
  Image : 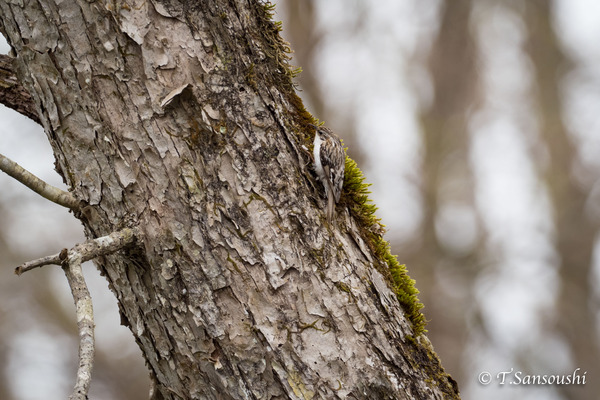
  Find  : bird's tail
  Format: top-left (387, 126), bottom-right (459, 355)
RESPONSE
top-left (326, 185), bottom-right (335, 222)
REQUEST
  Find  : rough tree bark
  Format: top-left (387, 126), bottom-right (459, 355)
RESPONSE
top-left (0, 1), bottom-right (458, 399)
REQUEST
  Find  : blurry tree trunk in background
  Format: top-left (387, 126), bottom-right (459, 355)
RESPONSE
top-left (0, 0), bottom-right (458, 398)
top-left (409, 0), bottom-right (481, 383)
top-left (0, 341), bottom-right (10, 400)
top-left (0, 207), bottom-right (16, 400)
top-left (524, 2), bottom-right (600, 399)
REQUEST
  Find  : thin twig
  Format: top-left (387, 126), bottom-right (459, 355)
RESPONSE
top-left (0, 152), bottom-right (80, 211)
top-left (14, 253), bottom-right (63, 274)
top-left (63, 251), bottom-right (94, 400)
top-left (15, 227), bottom-right (139, 275)
top-left (13, 226), bottom-right (141, 399)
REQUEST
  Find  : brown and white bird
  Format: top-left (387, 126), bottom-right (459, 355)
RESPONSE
top-left (312, 124), bottom-right (345, 222)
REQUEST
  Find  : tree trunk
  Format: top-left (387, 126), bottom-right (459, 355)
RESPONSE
top-left (411, 0), bottom-right (482, 385)
top-left (524, 2), bottom-right (600, 399)
top-left (0, 1), bottom-right (458, 398)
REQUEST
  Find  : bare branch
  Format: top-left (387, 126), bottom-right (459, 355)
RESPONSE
top-left (12, 227), bottom-right (141, 399)
top-left (0, 153), bottom-right (80, 211)
top-left (13, 252), bottom-right (63, 275)
top-left (15, 227), bottom-right (139, 275)
top-left (63, 251), bottom-right (94, 400)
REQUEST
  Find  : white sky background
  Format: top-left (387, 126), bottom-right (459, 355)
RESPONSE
top-left (1, 0), bottom-right (600, 398)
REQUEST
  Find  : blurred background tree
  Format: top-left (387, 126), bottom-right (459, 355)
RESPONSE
top-left (1, 1), bottom-right (600, 399)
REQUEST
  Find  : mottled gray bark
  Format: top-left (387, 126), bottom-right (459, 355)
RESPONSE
top-left (0, 1), bottom-right (458, 398)
top-left (0, 53), bottom-right (39, 123)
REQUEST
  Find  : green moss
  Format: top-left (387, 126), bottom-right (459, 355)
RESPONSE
top-left (299, 319), bottom-right (326, 333)
top-left (335, 281), bottom-right (352, 294)
top-left (262, 2), bottom-right (278, 20)
top-left (387, 254), bottom-right (426, 334)
top-left (227, 253), bottom-right (242, 274)
top-left (244, 191), bottom-right (276, 215)
top-left (245, 63), bottom-right (257, 90)
top-left (288, 92), bottom-right (318, 138)
top-left (290, 66), bottom-right (303, 79)
top-left (343, 157), bottom-right (426, 336)
top-left (254, 2), bottom-right (300, 90)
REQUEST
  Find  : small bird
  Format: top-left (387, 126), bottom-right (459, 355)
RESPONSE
top-left (312, 124), bottom-right (345, 222)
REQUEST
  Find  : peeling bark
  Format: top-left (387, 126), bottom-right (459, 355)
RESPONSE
top-left (0, 1), bottom-right (458, 398)
top-left (0, 53), bottom-right (39, 124)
